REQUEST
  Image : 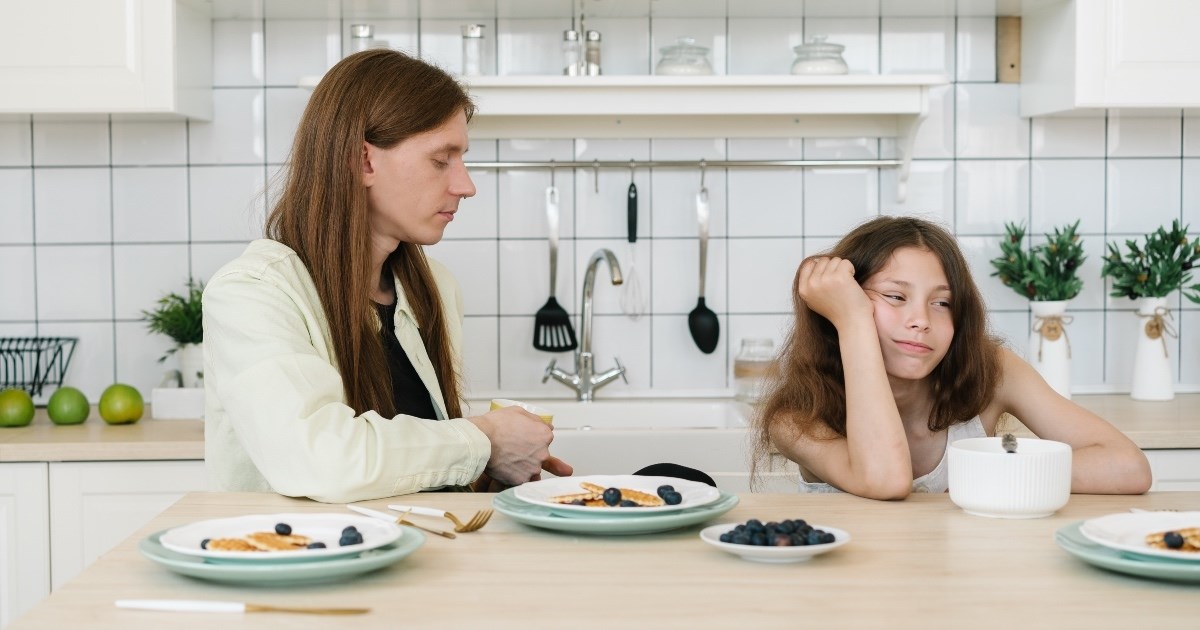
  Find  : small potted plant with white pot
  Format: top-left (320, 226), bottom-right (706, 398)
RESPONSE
top-left (1101, 219), bottom-right (1200, 401)
top-left (990, 221), bottom-right (1085, 399)
top-left (142, 278), bottom-right (205, 418)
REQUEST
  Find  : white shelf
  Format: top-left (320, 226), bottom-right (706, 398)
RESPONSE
top-left (300, 74), bottom-right (947, 200)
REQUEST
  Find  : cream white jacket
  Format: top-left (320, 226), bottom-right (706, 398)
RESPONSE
top-left (202, 239), bottom-right (490, 502)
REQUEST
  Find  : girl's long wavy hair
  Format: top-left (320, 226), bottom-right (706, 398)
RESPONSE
top-left (265, 49), bottom-right (475, 419)
top-left (751, 216), bottom-right (1002, 484)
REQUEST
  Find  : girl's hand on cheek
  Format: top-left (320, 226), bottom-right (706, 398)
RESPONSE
top-left (798, 257), bottom-right (873, 328)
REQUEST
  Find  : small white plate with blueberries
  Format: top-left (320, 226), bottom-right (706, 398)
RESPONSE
top-left (700, 519), bottom-right (850, 564)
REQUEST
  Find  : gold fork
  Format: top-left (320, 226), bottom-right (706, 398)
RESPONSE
top-left (388, 505), bottom-right (493, 533)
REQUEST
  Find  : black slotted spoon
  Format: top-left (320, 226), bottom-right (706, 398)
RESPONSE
top-left (533, 185), bottom-right (577, 352)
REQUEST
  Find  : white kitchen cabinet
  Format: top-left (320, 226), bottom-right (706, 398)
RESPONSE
top-left (0, 0), bottom-right (212, 119)
top-left (0, 463), bottom-right (49, 630)
top-left (1144, 449), bottom-right (1200, 491)
top-left (47, 461), bottom-right (207, 589)
top-left (1021, 0), bottom-right (1200, 116)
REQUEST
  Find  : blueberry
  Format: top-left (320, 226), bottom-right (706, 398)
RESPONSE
top-left (339, 532), bottom-right (363, 546)
top-left (619, 499), bottom-right (639, 507)
top-left (820, 532), bottom-right (836, 544)
top-left (777, 521), bottom-right (796, 534)
top-left (745, 519), bottom-right (764, 533)
top-left (719, 532), bottom-right (734, 543)
top-left (656, 485), bottom-right (676, 499)
top-left (790, 533), bottom-right (807, 546)
top-left (341, 526), bottom-right (359, 537)
top-left (732, 533), bottom-right (751, 545)
top-left (805, 530), bottom-right (824, 545)
top-left (200, 538), bottom-right (210, 549)
top-left (662, 491), bottom-right (683, 505)
top-left (275, 522), bottom-right (292, 535)
top-left (307, 542), bottom-right (327, 549)
top-left (602, 487), bottom-right (622, 506)
top-left (1164, 531), bottom-right (1185, 549)
top-left (750, 533), bottom-right (768, 546)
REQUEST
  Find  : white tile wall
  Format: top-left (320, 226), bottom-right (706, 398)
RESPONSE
top-left (2, 12), bottom-right (1199, 404)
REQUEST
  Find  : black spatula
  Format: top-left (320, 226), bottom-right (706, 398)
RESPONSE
top-left (533, 186), bottom-right (577, 352)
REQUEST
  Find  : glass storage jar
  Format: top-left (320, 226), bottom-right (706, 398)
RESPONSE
top-left (790, 35), bottom-right (848, 75)
top-left (733, 338), bottom-right (776, 404)
top-left (656, 37), bottom-right (714, 75)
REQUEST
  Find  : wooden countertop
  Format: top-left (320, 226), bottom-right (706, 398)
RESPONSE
top-left (0, 407), bottom-right (203, 462)
top-left (1070, 395), bottom-right (1200, 449)
top-left (10, 491), bottom-right (1200, 629)
top-left (0, 394), bottom-right (1196, 464)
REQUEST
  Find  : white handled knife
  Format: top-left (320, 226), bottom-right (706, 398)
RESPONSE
top-left (115, 599), bottom-right (368, 614)
top-left (345, 504), bottom-right (455, 539)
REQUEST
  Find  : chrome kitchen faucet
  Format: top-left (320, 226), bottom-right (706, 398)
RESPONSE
top-left (543, 248), bottom-right (626, 401)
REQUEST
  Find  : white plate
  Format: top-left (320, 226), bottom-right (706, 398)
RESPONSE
top-left (1078, 511), bottom-right (1200, 563)
top-left (512, 475), bottom-right (721, 517)
top-left (699, 522), bottom-right (851, 564)
top-left (159, 513), bottom-right (403, 562)
top-left (494, 488), bottom-right (739, 536)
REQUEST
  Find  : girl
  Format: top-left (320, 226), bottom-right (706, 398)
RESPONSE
top-left (203, 50), bottom-right (570, 503)
top-left (754, 216), bottom-right (1151, 499)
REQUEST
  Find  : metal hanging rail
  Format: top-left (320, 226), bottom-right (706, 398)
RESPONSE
top-left (464, 159), bottom-right (901, 169)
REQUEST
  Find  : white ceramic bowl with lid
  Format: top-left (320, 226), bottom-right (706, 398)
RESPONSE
top-left (948, 437), bottom-right (1072, 519)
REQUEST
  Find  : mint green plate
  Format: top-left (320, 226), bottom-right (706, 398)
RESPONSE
top-left (139, 528), bottom-right (424, 586)
top-left (493, 487), bottom-right (738, 535)
top-left (1055, 521), bottom-right (1200, 583)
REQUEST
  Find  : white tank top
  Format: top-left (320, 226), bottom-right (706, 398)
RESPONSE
top-left (796, 416), bottom-right (987, 494)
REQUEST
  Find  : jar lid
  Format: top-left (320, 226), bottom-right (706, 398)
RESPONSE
top-left (350, 24), bottom-right (374, 38)
top-left (461, 24), bottom-right (485, 38)
top-left (792, 35), bottom-right (844, 55)
top-left (660, 36), bottom-right (709, 56)
top-left (563, 29), bottom-right (580, 41)
top-left (586, 30), bottom-right (601, 41)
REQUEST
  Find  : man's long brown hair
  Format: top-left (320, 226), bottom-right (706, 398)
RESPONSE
top-left (752, 216), bottom-right (1002, 479)
top-left (265, 49), bottom-right (474, 419)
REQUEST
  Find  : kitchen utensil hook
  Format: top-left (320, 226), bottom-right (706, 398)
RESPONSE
top-left (549, 159), bottom-right (556, 187)
top-left (629, 159), bottom-right (636, 183)
top-left (699, 158), bottom-right (707, 190)
top-left (593, 159), bottom-right (600, 193)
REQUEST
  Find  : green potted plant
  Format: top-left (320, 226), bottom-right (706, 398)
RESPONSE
top-left (142, 278), bottom-right (204, 389)
top-left (1100, 219), bottom-right (1200, 401)
top-left (989, 221), bottom-right (1086, 399)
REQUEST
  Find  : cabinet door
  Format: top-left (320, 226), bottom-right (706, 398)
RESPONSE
top-left (1144, 449), bottom-right (1200, 491)
top-left (0, 0), bottom-right (211, 118)
top-left (48, 461), bottom-right (207, 590)
top-left (1076, 0), bottom-right (1200, 106)
top-left (0, 463), bottom-right (49, 630)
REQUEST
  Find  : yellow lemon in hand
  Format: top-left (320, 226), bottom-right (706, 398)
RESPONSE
top-left (98, 384), bottom-right (144, 425)
top-left (47, 386), bottom-right (90, 425)
top-left (0, 388), bottom-right (36, 428)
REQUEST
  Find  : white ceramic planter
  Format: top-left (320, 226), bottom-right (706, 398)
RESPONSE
top-left (1028, 300), bottom-right (1071, 399)
top-left (1130, 297), bottom-right (1174, 401)
top-left (151, 387), bottom-right (204, 420)
top-left (177, 343), bottom-right (204, 388)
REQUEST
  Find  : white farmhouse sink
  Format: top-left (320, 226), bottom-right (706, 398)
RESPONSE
top-left (465, 398), bottom-right (797, 493)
